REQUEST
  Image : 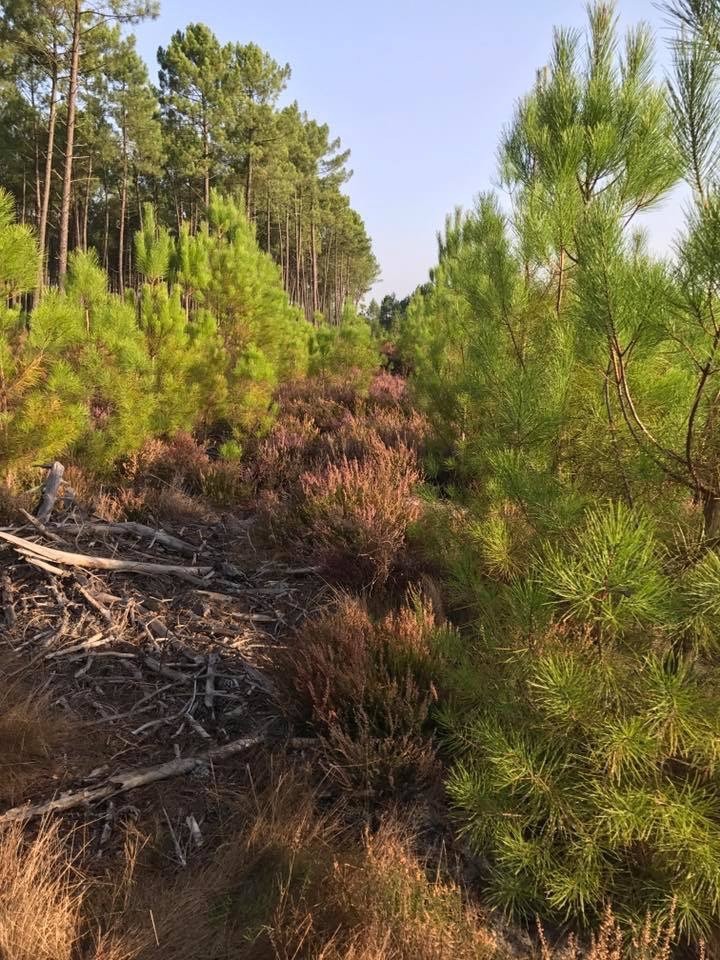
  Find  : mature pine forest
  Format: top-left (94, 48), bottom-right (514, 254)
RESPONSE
top-left (4, 1), bottom-right (720, 959)
top-left (0, 2), bottom-right (377, 319)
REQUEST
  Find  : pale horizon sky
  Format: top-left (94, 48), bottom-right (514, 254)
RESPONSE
top-left (132, 1), bottom-right (686, 301)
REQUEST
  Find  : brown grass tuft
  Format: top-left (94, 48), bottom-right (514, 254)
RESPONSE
top-left (538, 903), bottom-right (699, 960)
top-left (0, 663), bottom-right (70, 806)
top-left (0, 821), bottom-right (85, 960)
top-left (112, 774), bottom-right (503, 960)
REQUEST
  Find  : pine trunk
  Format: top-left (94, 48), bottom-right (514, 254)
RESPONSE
top-left (58, 0), bottom-right (82, 287)
top-left (118, 171), bottom-right (127, 294)
top-left (202, 106), bottom-right (210, 208)
top-left (703, 494), bottom-right (720, 538)
top-left (311, 212), bottom-right (319, 316)
top-left (82, 158), bottom-right (92, 250)
top-left (118, 107), bottom-right (128, 294)
top-left (37, 61), bottom-right (58, 291)
top-left (246, 151), bottom-right (253, 218)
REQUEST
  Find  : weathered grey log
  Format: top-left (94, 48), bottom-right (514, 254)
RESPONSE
top-left (71, 521), bottom-right (198, 558)
top-left (36, 461), bottom-right (65, 523)
top-left (0, 530), bottom-right (213, 580)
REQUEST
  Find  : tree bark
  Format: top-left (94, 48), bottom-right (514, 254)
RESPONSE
top-left (245, 148), bottom-right (253, 218)
top-left (703, 494), bottom-right (720, 538)
top-left (202, 103), bottom-right (210, 208)
top-left (58, 0), bottom-right (82, 288)
top-left (102, 181), bottom-right (110, 269)
top-left (118, 103), bottom-right (128, 294)
top-left (311, 210), bottom-right (319, 316)
top-left (37, 60), bottom-right (59, 292)
top-left (82, 157), bottom-right (92, 250)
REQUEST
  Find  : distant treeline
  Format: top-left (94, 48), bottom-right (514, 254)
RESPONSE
top-left (0, 3), bottom-right (378, 321)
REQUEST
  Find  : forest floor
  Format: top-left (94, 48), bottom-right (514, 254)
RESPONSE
top-left (0, 376), bottom-right (588, 960)
top-left (0, 503), bottom-right (328, 821)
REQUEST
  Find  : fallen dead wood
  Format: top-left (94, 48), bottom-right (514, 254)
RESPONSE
top-left (45, 632), bottom-right (107, 659)
top-left (204, 652), bottom-right (218, 712)
top-left (36, 461), bottom-right (65, 523)
top-left (0, 732), bottom-right (267, 823)
top-left (20, 509), bottom-right (68, 545)
top-left (0, 531), bottom-right (214, 580)
top-left (74, 580), bottom-right (115, 625)
top-left (70, 521), bottom-right (199, 558)
top-left (24, 555), bottom-right (71, 577)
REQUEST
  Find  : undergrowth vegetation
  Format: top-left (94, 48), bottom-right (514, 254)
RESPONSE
top-left (248, 373), bottom-right (429, 587)
top-left (0, 190), bottom-right (378, 480)
top-left (275, 593), bottom-right (442, 796)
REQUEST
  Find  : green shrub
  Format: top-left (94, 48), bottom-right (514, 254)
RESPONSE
top-left (441, 505), bottom-right (720, 942)
top-left (0, 192), bottom-right (312, 478)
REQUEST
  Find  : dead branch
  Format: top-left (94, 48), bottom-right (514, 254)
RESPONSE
top-left (20, 509), bottom-right (68, 545)
top-left (74, 579), bottom-right (115, 626)
top-left (1, 574), bottom-right (16, 628)
top-left (0, 530), bottom-right (214, 580)
top-left (24, 556), bottom-right (71, 577)
top-left (71, 521), bottom-right (199, 558)
top-left (46, 633), bottom-right (107, 659)
top-left (143, 656), bottom-right (193, 683)
top-left (204, 652), bottom-right (218, 712)
top-left (0, 732), bottom-right (267, 823)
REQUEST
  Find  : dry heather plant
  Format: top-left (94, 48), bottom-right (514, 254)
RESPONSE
top-left (276, 376), bottom-right (363, 428)
top-left (0, 480), bottom-right (33, 523)
top-left (300, 441), bottom-right (422, 587)
top-left (248, 413), bottom-right (322, 495)
top-left (247, 374), bottom-right (429, 588)
top-left (124, 433), bottom-right (211, 492)
top-left (368, 370), bottom-right (409, 408)
top-left (276, 595), bottom-right (440, 794)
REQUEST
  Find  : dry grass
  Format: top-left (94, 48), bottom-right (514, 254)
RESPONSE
top-left (0, 660), bottom-right (70, 806)
top-left (538, 904), bottom-right (703, 960)
top-left (0, 820), bottom-right (138, 960)
top-left (0, 805), bottom-right (702, 960)
top-left (0, 821), bottom-right (84, 960)
top-left (108, 773), bottom-right (506, 960)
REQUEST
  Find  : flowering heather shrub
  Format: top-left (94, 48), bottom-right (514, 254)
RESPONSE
top-left (369, 369), bottom-right (409, 407)
top-left (246, 413), bottom-right (322, 493)
top-left (371, 405), bottom-right (431, 455)
top-left (276, 376), bottom-right (362, 430)
top-left (277, 594), bottom-right (440, 794)
top-left (248, 372), bottom-right (428, 586)
top-left (300, 440), bottom-right (422, 587)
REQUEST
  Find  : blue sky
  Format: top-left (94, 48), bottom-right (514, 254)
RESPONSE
top-left (133, 1), bottom-right (685, 301)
